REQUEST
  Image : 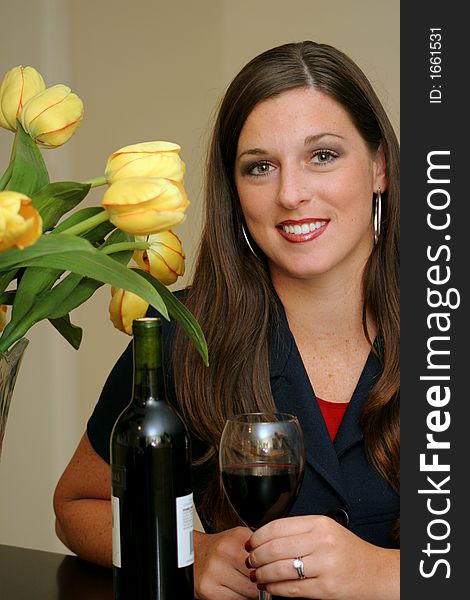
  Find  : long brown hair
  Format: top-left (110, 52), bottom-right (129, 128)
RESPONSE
top-left (172, 41), bottom-right (400, 532)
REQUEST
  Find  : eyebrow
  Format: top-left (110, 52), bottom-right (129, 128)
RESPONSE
top-left (304, 132), bottom-right (346, 145)
top-left (237, 132), bottom-right (346, 159)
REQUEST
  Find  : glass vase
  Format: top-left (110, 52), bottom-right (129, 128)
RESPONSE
top-left (0, 338), bottom-right (29, 459)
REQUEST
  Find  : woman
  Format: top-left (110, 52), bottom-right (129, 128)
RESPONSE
top-left (54, 41), bottom-right (399, 599)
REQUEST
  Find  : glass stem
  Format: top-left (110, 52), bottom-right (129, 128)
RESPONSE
top-left (258, 591), bottom-right (272, 600)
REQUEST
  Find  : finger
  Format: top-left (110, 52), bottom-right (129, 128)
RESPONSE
top-left (259, 578), bottom-right (320, 599)
top-left (249, 514), bottom-right (330, 548)
top-left (253, 555), bottom-right (317, 584)
top-left (195, 527), bottom-right (258, 599)
top-left (198, 573), bottom-right (258, 600)
top-left (248, 532), bottom-right (314, 567)
top-left (220, 581), bottom-right (259, 600)
top-left (224, 572), bottom-right (259, 599)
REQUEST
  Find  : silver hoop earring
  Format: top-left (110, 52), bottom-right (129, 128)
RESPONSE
top-left (241, 224), bottom-right (261, 260)
top-left (373, 187), bottom-right (382, 244)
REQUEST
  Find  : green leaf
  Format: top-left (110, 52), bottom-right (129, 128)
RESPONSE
top-left (85, 220), bottom-right (116, 245)
top-left (49, 315), bottom-right (83, 349)
top-left (0, 236), bottom-right (208, 360)
top-left (40, 233), bottom-right (133, 322)
top-left (54, 206), bottom-right (116, 245)
top-left (7, 123), bottom-right (49, 195)
top-left (0, 268), bottom-right (70, 350)
top-left (1, 230), bottom-right (134, 349)
top-left (0, 234), bottom-right (170, 353)
top-left (0, 162), bottom-right (13, 191)
top-left (54, 206), bottom-right (101, 233)
top-left (10, 267), bottom-right (61, 322)
top-left (100, 228), bottom-right (133, 249)
top-left (0, 269), bottom-right (18, 295)
top-left (136, 269), bottom-right (209, 366)
top-left (48, 276), bottom-right (103, 320)
top-left (99, 229), bottom-right (134, 262)
top-left (43, 231), bottom-right (134, 320)
top-left (31, 181), bottom-right (91, 231)
top-left (0, 270), bottom-right (88, 351)
top-left (0, 290), bottom-right (15, 305)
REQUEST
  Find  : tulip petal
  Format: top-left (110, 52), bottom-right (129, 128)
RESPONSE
top-left (0, 66), bottom-right (45, 131)
top-left (109, 287), bottom-right (149, 335)
top-left (20, 84), bottom-right (84, 148)
top-left (21, 85), bottom-right (70, 126)
top-left (34, 118), bottom-right (83, 148)
top-left (15, 203), bottom-right (43, 249)
top-left (0, 191), bottom-right (43, 252)
top-left (0, 304), bottom-right (8, 332)
top-left (102, 177), bottom-right (189, 235)
top-left (105, 141), bottom-right (186, 183)
top-left (134, 231), bottom-right (185, 285)
top-left (113, 141), bottom-right (181, 153)
top-left (109, 208), bottom-right (186, 235)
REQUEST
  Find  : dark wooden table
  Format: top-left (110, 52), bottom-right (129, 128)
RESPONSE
top-left (0, 544), bottom-right (113, 599)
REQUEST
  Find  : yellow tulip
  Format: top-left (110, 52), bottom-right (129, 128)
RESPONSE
top-left (0, 191), bottom-right (43, 252)
top-left (102, 177), bottom-right (189, 235)
top-left (133, 231), bottom-right (185, 286)
top-left (105, 141), bottom-right (186, 183)
top-left (0, 305), bottom-right (8, 332)
top-left (109, 286), bottom-right (149, 335)
top-left (0, 66), bottom-right (46, 131)
top-left (20, 84), bottom-right (84, 148)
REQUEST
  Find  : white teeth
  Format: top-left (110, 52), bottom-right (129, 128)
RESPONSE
top-left (281, 221), bottom-right (325, 234)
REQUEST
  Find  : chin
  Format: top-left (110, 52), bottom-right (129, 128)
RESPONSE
top-left (273, 262), bottom-right (333, 281)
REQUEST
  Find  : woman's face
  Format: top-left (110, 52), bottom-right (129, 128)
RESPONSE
top-left (234, 87), bottom-right (387, 284)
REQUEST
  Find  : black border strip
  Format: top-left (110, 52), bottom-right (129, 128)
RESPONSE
top-left (401, 2), bottom-right (466, 596)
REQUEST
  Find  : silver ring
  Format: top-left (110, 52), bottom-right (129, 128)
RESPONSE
top-left (292, 557), bottom-right (305, 579)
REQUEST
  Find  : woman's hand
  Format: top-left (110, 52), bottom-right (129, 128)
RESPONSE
top-left (246, 515), bottom-right (400, 600)
top-left (194, 527), bottom-right (259, 600)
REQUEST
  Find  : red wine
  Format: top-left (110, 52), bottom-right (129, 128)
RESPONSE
top-left (111, 318), bottom-right (194, 599)
top-left (222, 463), bottom-right (303, 530)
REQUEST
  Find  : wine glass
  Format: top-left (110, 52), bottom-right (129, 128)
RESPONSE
top-left (220, 412), bottom-right (305, 600)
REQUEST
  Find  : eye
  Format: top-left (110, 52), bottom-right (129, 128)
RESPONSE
top-left (311, 149), bottom-right (339, 165)
top-left (245, 161), bottom-right (275, 176)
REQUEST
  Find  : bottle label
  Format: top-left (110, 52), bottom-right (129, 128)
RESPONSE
top-left (111, 495), bottom-right (121, 568)
top-left (176, 493), bottom-right (194, 568)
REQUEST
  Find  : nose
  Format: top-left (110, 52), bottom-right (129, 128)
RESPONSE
top-left (276, 163), bottom-right (311, 210)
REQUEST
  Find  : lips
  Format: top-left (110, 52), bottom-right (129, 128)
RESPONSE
top-left (277, 218), bottom-right (329, 242)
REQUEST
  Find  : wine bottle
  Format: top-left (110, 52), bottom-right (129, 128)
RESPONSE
top-left (110, 317), bottom-right (194, 599)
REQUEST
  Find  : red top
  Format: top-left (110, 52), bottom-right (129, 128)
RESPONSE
top-left (317, 397), bottom-right (349, 441)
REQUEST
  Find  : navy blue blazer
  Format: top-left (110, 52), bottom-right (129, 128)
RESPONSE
top-left (88, 300), bottom-right (399, 551)
top-left (268, 307), bottom-right (399, 549)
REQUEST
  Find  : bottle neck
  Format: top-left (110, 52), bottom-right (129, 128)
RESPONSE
top-left (132, 321), bottom-right (166, 405)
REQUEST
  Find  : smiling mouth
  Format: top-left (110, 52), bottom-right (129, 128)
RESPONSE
top-left (279, 220), bottom-right (328, 235)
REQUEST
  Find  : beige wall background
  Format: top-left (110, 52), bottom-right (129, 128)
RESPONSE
top-left (0, 0), bottom-right (399, 553)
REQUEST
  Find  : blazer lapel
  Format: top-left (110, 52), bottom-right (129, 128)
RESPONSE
top-left (269, 299), bottom-right (383, 508)
top-left (333, 349), bottom-right (381, 456)
top-left (270, 308), bottom-right (348, 505)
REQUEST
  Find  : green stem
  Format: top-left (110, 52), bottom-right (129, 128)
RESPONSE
top-left (82, 176), bottom-right (107, 188)
top-left (102, 241), bottom-right (150, 255)
top-left (60, 209), bottom-right (110, 236)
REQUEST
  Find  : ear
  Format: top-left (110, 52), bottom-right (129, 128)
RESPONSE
top-left (372, 145), bottom-right (388, 193)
